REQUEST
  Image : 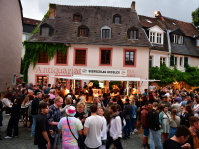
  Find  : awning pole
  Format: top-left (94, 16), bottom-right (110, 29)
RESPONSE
top-left (127, 81), bottom-right (129, 96)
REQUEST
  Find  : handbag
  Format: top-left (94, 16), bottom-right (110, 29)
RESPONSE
top-left (66, 116), bottom-right (82, 148)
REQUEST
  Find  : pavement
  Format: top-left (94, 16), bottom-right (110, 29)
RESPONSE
top-left (0, 113), bottom-right (143, 149)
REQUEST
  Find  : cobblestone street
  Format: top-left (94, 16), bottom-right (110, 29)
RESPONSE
top-left (0, 113), bottom-right (143, 149)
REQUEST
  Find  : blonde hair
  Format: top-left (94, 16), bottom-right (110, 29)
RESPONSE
top-left (65, 97), bottom-right (72, 105)
top-left (77, 102), bottom-right (86, 108)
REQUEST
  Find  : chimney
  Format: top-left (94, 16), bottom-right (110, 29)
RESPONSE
top-left (131, 1), bottom-right (136, 12)
top-left (154, 11), bottom-right (165, 21)
top-left (49, 4), bottom-right (56, 19)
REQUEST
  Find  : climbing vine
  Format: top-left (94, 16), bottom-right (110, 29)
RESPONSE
top-left (22, 41), bottom-right (70, 82)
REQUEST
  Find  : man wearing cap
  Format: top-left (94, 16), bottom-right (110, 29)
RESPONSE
top-left (84, 104), bottom-right (104, 149)
top-left (58, 106), bottom-right (83, 149)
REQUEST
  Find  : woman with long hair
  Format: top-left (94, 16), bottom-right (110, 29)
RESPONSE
top-left (169, 108), bottom-right (180, 138)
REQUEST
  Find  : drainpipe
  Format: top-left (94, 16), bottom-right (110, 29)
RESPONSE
top-left (167, 30), bottom-right (172, 67)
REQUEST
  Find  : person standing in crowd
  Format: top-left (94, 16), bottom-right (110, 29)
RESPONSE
top-left (84, 104), bottom-right (103, 149)
top-left (47, 96), bottom-right (63, 149)
top-left (98, 95), bottom-right (105, 107)
top-left (106, 104), bottom-right (123, 149)
top-left (2, 92), bottom-right (13, 115)
top-left (193, 97), bottom-right (199, 117)
top-left (147, 102), bottom-right (163, 149)
top-left (169, 108), bottom-right (181, 138)
top-left (140, 102), bottom-right (152, 148)
top-left (123, 98), bottom-right (132, 139)
top-left (97, 107), bottom-right (107, 149)
top-left (31, 92), bottom-right (42, 137)
top-left (130, 99), bottom-right (137, 135)
top-left (171, 98), bottom-right (181, 112)
top-left (58, 106), bottom-right (83, 149)
top-left (4, 97), bottom-right (21, 139)
top-left (187, 116), bottom-right (199, 149)
top-left (163, 125), bottom-right (191, 149)
top-left (180, 105), bottom-right (194, 128)
top-left (159, 105), bottom-right (171, 142)
top-left (40, 94), bottom-right (50, 105)
top-left (34, 102), bottom-right (51, 149)
top-left (0, 94), bottom-right (3, 140)
top-left (60, 97), bottom-right (72, 117)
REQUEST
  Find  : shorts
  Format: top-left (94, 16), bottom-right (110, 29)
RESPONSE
top-left (143, 127), bottom-right (149, 137)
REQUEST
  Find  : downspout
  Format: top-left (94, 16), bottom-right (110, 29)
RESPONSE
top-left (167, 30), bottom-right (172, 67)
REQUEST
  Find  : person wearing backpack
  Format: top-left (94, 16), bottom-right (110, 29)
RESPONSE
top-left (147, 102), bottom-right (163, 149)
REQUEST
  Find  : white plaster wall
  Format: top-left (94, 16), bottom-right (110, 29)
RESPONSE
top-left (28, 44), bottom-right (150, 93)
top-left (150, 50), bottom-right (169, 67)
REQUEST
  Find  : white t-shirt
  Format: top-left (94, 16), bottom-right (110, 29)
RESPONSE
top-left (84, 115), bottom-right (103, 148)
top-left (101, 116), bottom-right (107, 140)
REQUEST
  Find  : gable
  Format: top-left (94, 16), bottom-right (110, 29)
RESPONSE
top-left (148, 25), bottom-right (165, 33)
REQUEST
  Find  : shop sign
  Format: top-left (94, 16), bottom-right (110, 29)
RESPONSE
top-left (81, 68), bottom-right (127, 76)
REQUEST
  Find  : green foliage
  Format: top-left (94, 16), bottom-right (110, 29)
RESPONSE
top-left (192, 7), bottom-right (199, 29)
top-left (22, 41), bottom-right (69, 83)
top-left (109, 81), bottom-right (121, 89)
top-left (90, 80), bottom-right (99, 88)
top-left (150, 64), bottom-right (199, 87)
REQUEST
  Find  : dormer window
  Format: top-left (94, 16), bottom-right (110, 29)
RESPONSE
top-left (113, 14), bottom-right (121, 24)
top-left (127, 27), bottom-right (138, 39)
top-left (173, 34), bottom-right (183, 44)
top-left (40, 23), bottom-right (54, 36)
top-left (149, 32), bottom-right (163, 44)
top-left (101, 26), bottom-right (111, 39)
top-left (78, 25), bottom-right (89, 37)
top-left (73, 12), bottom-right (82, 22)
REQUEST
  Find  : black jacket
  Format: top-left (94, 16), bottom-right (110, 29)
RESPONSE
top-left (147, 109), bottom-right (161, 131)
top-left (123, 103), bottom-right (132, 119)
top-left (31, 98), bottom-right (40, 115)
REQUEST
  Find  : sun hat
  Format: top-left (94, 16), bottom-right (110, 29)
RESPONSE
top-left (65, 106), bottom-right (76, 117)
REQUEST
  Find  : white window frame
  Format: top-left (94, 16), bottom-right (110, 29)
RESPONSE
top-left (101, 26), bottom-right (111, 39)
top-left (174, 56), bottom-right (178, 66)
top-left (180, 57), bottom-right (183, 67)
top-left (41, 27), bottom-right (49, 36)
top-left (173, 34), bottom-right (178, 43)
top-left (149, 55), bottom-right (154, 67)
top-left (149, 31), bottom-right (163, 44)
top-left (178, 36), bottom-right (183, 44)
top-left (160, 57), bottom-right (166, 65)
top-left (130, 30), bottom-right (137, 40)
top-left (197, 39), bottom-right (199, 47)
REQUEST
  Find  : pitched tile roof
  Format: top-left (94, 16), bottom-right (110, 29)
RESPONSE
top-left (29, 5), bottom-right (150, 47)
top-left (23, 17), bottom-right (40, 26)
top-left (139, 15), bottom-right (199, 38)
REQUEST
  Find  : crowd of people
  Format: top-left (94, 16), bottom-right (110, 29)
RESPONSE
top-left (0, 83), bottom-right (199, 149)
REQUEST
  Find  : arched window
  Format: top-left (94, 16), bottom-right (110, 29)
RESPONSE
top-left (113, 14), bottom-right (121, 24)
top-left (127, 26), bottom-right (138, 39)
top-left (40, 23), bottom-right (54, 36)
top-left (78, 25), bottom-right (89, 37)
top-left (101, 26), bottom-right (111, 39)
top-left (73, 12), bottom-right (82, 22)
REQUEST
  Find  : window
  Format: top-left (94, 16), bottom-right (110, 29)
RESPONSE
top-left (180, 57), bottom-right (183, 67)
top-left (127, 27), bottom-right (138, 39)
top-left (100, 49), bottom-right (111, 65)
top-left (38, 52), bottom-right (48, 63)
top-left (157, 33), bottom-right (162, 44)
top-left (197, 39), bottom-right (199, 47)
top-left (174, 57), bottom-right (178, 66)
top-left (75, 49), bottom-right (86, 65)
top-left (149, 55), bottom-right (153, 67)
top-left (41, 27), bottom-right (49, 36)
top-left (149, 32), bottom-right (155, 43)
top-left (184, 57), bottom-right (188, 67)
top-left (78, 25), bottom-right (89, 37)
top-left (101, 26), bottom-right (111, 39)
top-left (73, 12), bottom-right (82, 22)
top-left (125, 50), bottom-right (135, 66)
top-left (36, 76), bottom-right (48, 86)
top-left (113, 14), bottom-right (121, 24)
top-left (56, 51), bottom-right (67, 64)
top-left (173, 34), bottom-right (184, 44)
top-left (160, 57), bottom-right (166, 65)
top-left (149, 32), bottom-right (163, 44)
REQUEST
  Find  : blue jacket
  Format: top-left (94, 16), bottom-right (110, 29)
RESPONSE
top-left (131, 105), bottom-right (137, 118)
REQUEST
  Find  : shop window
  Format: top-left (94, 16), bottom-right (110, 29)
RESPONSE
top-left (101, 26), bottom-right (111, 39)
top-left (75, 49), bottom-right (86, 65)
top-left (56, 51), bottom-right (67, 64)
top-left (36, 76), bottom-right (48, 86)
top-left (78, 25), bottom-right (89, 37)
top-left (113, 14), bottom-right (121, 24)
top-left (38, 52), bottom-right (48, 63)
top-left (100, 49), bottom-right (111, 65)
top-left (124, 49), bottom-right (136, 66)
top-left (56, 78), bottom-right (67, 85)
top-left (127, 27), bottom-right (138, 39)
top-left (73, 12), bottom-right (82, 22)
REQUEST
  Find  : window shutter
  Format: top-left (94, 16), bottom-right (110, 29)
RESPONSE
top-left (170, 55), bottom-right (174, 66)
top-left (184, 57), bottom-right (188, 67)
top-left (170, 34), bottom-right (174, 42)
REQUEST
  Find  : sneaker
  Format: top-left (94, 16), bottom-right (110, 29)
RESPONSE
top-left (134, 129), bottom-right (138, 132)
top-left (4, 136), bottom-right (12, 139)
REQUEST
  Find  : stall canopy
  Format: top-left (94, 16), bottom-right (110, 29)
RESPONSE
top-left (49, 75), bottom-right (160, 82)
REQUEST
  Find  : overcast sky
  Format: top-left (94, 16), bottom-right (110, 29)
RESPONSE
top-left (21, 0), bottom-right (198, 23)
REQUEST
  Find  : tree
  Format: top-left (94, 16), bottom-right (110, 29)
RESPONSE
top-left (192, 7), bottom-right (199, 29)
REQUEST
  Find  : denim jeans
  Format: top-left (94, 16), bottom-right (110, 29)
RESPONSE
top-left (123, 119), bottom-right (131, 138)
top-left (130, 118), bottom-right (136, 132)
top-left (31, 115), bottom-right (37, 136)
top-left (149, 129), bottom-right (163, 149)
top-left (169, 127), bottom-right (177, 138)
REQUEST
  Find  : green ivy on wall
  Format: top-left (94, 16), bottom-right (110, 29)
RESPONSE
top-left (22, 41), bottom-right (70, 83)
